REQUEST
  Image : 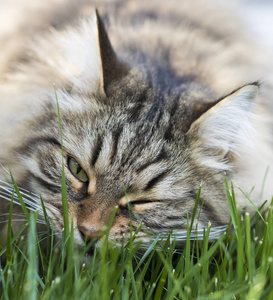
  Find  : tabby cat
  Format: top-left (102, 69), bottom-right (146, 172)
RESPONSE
top-left (0, 0), bottom-right (272, 248)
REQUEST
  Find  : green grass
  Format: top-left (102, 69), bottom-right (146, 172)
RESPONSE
top-left (1, 89), bottom-right (272, 299)
top-left (1, 179), bottom-right (273, 300)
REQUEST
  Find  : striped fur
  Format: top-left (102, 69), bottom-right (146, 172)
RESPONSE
top-left (0, 0), bottom-right (272, 248)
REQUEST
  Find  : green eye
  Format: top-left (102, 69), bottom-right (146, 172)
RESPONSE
top-left (68, 157), bottom-right (89, 183)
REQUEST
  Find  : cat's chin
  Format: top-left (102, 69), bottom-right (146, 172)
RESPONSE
top-left (81, 240), bottom-right (100, 257)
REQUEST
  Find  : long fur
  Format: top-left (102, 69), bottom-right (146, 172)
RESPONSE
top-left (0, 0), bottom-right (273, 248)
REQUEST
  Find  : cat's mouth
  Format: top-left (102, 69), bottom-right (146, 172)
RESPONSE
top-left (77, 225), bottom-right (104, 255)
top-left (78, 225), bottom-right (101, 242)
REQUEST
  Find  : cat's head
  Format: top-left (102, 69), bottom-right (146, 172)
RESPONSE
top-left (6, 11), bottom-right (258, 249)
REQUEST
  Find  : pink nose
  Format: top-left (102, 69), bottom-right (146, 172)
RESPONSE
top-left (78, 226), bottom-right (100, 243)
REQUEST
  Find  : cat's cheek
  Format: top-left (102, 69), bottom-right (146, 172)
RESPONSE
top-left (110, 216), bottom-right (138, 242)
top-left (67, 202), bottom-right (78, 220)
top-left (132, 202), bottom-right (157, 214)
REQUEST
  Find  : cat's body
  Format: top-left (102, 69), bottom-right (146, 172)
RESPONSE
top-left (0, 0), bottom-right (273, 248)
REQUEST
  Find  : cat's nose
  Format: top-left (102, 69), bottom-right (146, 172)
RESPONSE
top-left (78, 225), bottom-right (100, 243)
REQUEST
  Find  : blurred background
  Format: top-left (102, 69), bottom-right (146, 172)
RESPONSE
top-left (239, 0), bottom-right (273, 49)
top-left (0, 0), bottom-right (272, 76)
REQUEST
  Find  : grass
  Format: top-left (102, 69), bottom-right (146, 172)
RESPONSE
top-left (1, 89), bottom-right (273, 299)
top-left (0, 179), bottom-right (273, 300)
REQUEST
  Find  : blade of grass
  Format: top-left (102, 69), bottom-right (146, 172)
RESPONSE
top-left (260, 166), bottom-right (269, 200)
top-left (133, 235), bottom-right (160, 275)
top-left (40, 195), bottom-right (52, 260)
top-left (225, 178), bottom-right (238, 237)
top-left (24, 212), bottom-right (39, 300)
top-left (239, 187), bottom-right (265, 224)
top-left (0, 223), bottom-right (29, 257)
top-left (179, 236), bottom-right (224, 287)
top-left (189, 186), bottom-right (202, 233)
top-left (53, 84), bottom-right (69, 241)
top-left (6, 189), bottom-right (15, 265)
top-left (9, 171), bottom-right (30, 222)
top-left (245, 212), bottom-right (253, 282)
top-left (231, 183), bottom-right (245, 283)
top-left (185, 215), bottom-right (191, 275)
top-left (201, 222), bottom-right (211, 293)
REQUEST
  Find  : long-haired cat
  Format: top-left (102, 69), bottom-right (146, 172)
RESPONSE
top-left (0, 0), bottom-right (272, 248)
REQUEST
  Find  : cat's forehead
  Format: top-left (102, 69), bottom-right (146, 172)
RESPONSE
top-left (44, 73), bottom-right (215, 176)
top-left (61, 105), bottom-right (171, 166)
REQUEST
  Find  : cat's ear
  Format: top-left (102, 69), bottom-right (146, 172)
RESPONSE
top-left (95, 10), bottom-right (128, 94)
top-left (61, 10), bottom-right (127, 96)
top-left (186, 84), bottom-right (258, 169)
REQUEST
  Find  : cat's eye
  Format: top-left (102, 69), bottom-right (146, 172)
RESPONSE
top-left (68, 157), bottom-right (89, 183)
top-left (130, 200), bottom-right (155, 206)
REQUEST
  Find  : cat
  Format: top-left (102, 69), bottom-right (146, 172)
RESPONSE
top-left (0, 0), bottom-right (273, 249)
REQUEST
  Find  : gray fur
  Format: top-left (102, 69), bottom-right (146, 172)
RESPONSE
top-left (0, 0), bottom-right (272, 248)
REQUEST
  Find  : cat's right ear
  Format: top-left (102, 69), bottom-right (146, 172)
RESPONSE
top-left (186, 84), bottom-right (258, 170)
top-left (59, 10), bottom-right (127, 96)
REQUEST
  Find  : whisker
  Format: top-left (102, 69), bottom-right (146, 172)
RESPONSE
top-left (0, 189), bottom-right (33, 201)
top-left (0, 185), bottom-right (41, 205)
top-left (0, 213), bottom-right (29, 217)
top-left (38, 232), bottom-right (59, 244)
top-left (0, 181), bottom-right (62, 222)
top-left (38, 236), bottom-right (50, 244)
top-left (36, 233), bottom-right (51, 241)
top-left (0, 219), bottom-right (28, 224)
top-left (15, 230), bottom-right (50, 239)
top-left (158, 225), bottom-right (227, 242)
top-left (52, 239), bottom-right (63, 251)
top-left (0, 187), bottom-right (43, 215)
top-left (0, 213), bottom-right (45, 222)
top-left (0, 179), bottom-right (40, 197)
top-left (0, 163), bottom-right (9, 176)
top-left (0, 219), bottom-right (47, 225)
top-left (129, 225), bottom-right (227, 252)
top-left (37, 231), bottom-right (51, 235)
top-left (44, 204), bottom-right (62, 217)
top-left (0, 195), bottom-right (38, 212)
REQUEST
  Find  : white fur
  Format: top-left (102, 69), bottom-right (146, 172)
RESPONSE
top-left (192, 85), bottom-right (258, 169)
top-left (95, 132), bottom-right (114, 171)
top-left (54, 89), bottom-right (99, 113)
top-left (201, 85), bottom-right (257, 155)
top-left (55, 16), bottom-right (104, 94)
top-left (18, 14), bottom-right (104, 95)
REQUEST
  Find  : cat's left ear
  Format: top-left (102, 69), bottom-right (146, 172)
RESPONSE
top-left (186, 84), bottom-right (258, 168)
top-left (95, 10), bottom-right (128, 94)
top-left (62, 10), bottom-right (127, 96)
